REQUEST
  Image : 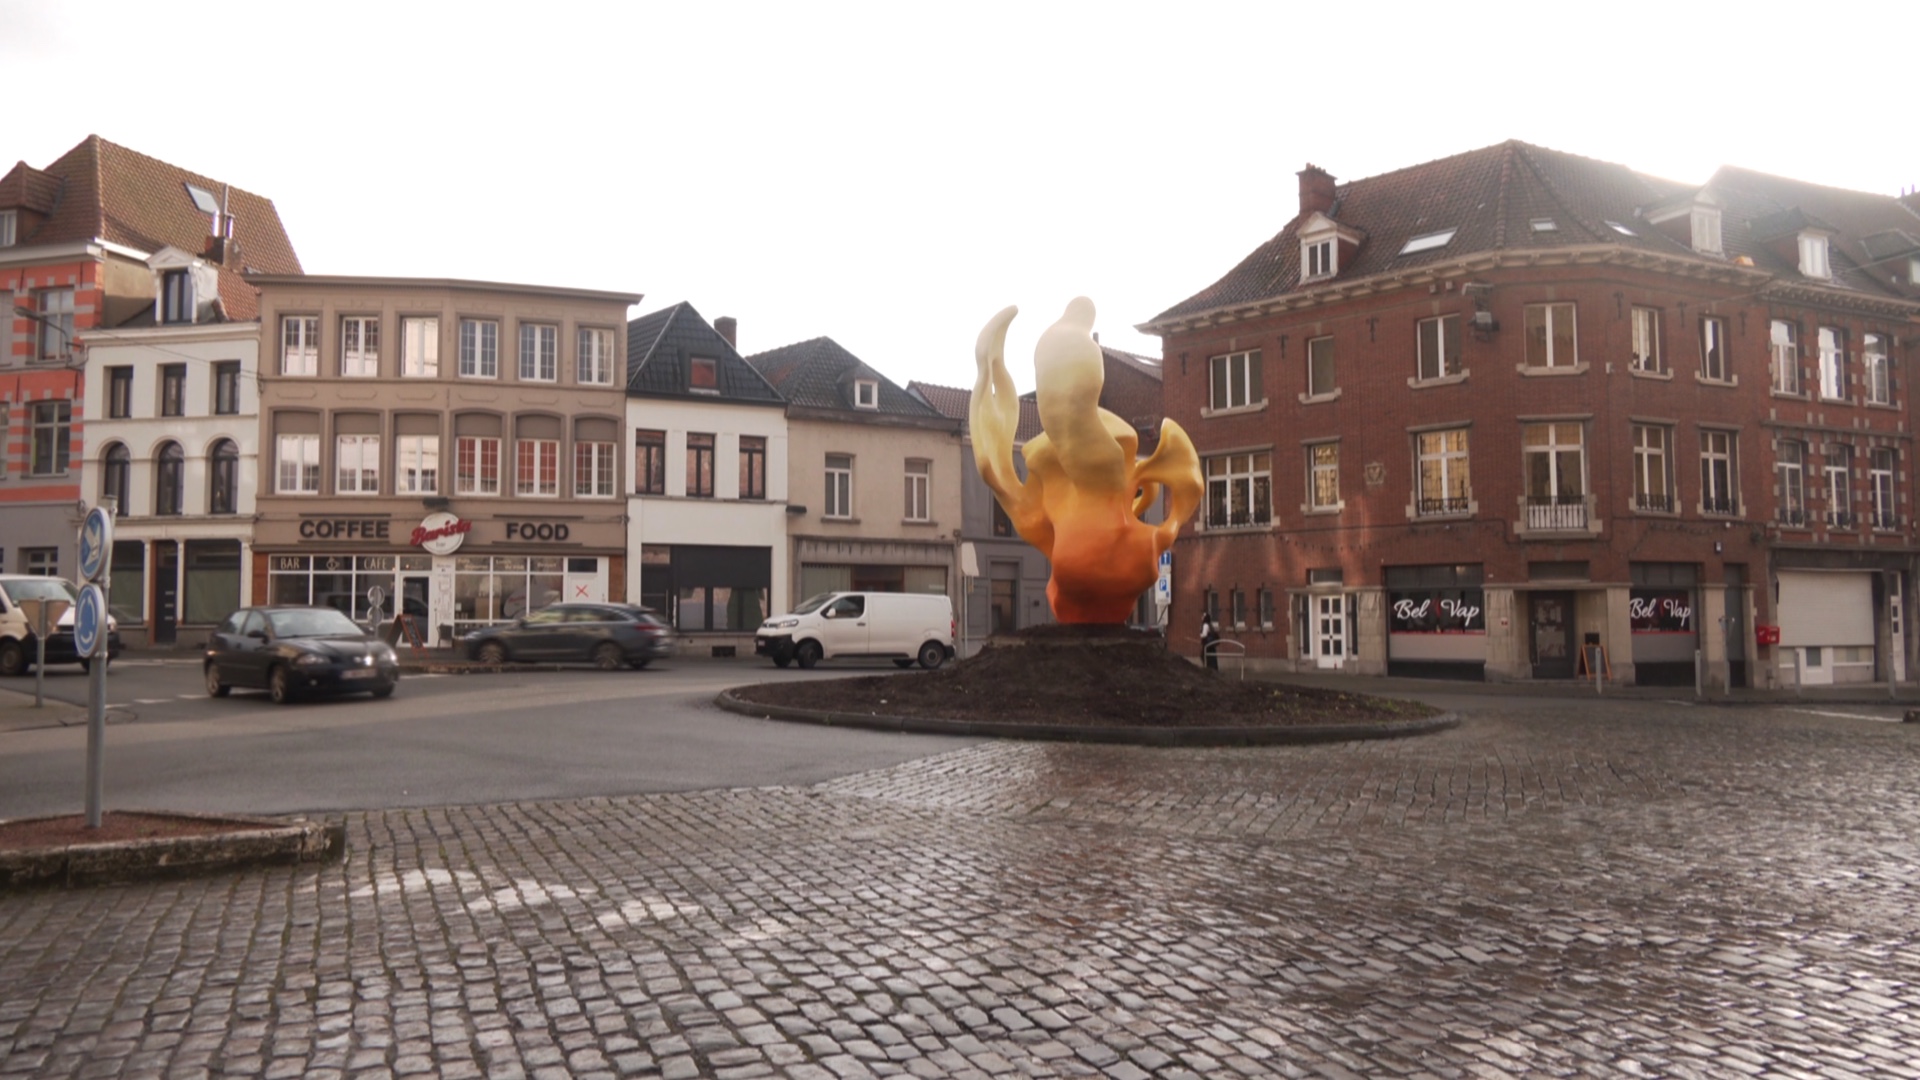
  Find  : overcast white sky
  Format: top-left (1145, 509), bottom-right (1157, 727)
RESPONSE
top-left (4, 0), bottom-right (1912, 393)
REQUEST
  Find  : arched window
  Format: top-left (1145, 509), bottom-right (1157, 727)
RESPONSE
top-left (102, 443), bottom-right (130, 515)
top-left (209, 439), bottom-right (239, 515)
top-left (155, 441), bottom-right (184, 516)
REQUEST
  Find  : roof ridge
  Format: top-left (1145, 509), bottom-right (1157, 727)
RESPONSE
top-left (626, 301), bottom-right (688, 371)
top-left (1510, 142), bottom-right (1609, 243)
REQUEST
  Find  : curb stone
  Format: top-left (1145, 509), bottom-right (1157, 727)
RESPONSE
top-left (714, 688), bottom-right (1460, 746)
top-left (0, 811), bottom-right (343, 890)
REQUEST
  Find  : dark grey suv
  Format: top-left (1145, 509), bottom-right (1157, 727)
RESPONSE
top-left (461, 604), bottom-right (673, 669)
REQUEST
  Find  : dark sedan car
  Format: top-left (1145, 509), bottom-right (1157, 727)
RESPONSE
top-left (205, 606), bottom-right (401, 704)
top-left (461, 603), bottom-right (672, 669)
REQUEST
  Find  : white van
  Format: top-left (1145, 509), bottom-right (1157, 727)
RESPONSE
top-left (755, 591), bottom-right (954, 670)
top-left (0, 574), bottom-right (123, 677)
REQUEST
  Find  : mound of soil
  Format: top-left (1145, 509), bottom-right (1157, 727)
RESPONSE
top-left (0, 812), bottom-right (245, 851)
top-left (732, 630), bottom-right (1436, 729)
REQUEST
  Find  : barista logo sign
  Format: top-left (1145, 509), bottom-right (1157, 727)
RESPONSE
top-left (410, 511), bottom-right (472, 555)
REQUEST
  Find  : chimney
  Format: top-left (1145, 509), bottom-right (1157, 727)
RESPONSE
top-left (714, 316), bottom-right (737, 347)
top-left (1298, 164), bottom-right (1336, 218)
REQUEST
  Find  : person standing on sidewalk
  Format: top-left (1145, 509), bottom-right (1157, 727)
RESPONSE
top-left (1201, 612), bottom-right (1221, 671)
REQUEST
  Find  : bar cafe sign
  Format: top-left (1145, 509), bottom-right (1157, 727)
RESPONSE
top-left (410, 511), bottom-right (472, 555)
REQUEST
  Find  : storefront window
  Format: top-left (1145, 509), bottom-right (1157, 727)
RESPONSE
top-left (109, 541), bottom-right (145, 623)
top-left (452, 555), bottom-right (567, 633)
top-left (183, 540), bottom-right (242, 624)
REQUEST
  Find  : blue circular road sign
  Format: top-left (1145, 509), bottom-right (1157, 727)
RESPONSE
top-left (74, 584), bottom-right (107, 659)
top-left (78, 506), bottom-right (113, 583)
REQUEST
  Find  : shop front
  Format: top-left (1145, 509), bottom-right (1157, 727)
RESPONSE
top-left (254, 509), bottom-right (623, 647)
top-left (1384, 564), bottom-right (1486, 680)
top-left (1628, 562), bottom-right (1700, 687)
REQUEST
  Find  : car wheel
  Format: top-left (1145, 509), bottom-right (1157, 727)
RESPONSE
top-left (795, 640), bottom-right (822, 670)
top-left (477, 642), bottom-right (508, 665)
top-left (371, 684), bottom-right (395, 699)
top-left (893, 659), bottom-right (915, 669)
top-left (917, 641), bottom-right (946, 670)
top-left (593, 642), bottom-right (624, 671)
top-left (206, 664), bottom-right (231, 698)
top-left (772, 655), bottom-right (792, 669)
top-left (627, 658), bottom-right (651, 670)
top-left (0, 640), bottom-right (24, 678)
top-left (268, 665), bottom-right (295, 705)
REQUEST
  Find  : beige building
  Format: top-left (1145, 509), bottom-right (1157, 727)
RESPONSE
top-left (746, 337), bottom-right (963, 611)
top-left (252, 276), bottom-right (641, 646)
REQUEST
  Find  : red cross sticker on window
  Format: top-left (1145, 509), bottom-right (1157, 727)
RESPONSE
top-left (574, 584), bottom-right (590, 598)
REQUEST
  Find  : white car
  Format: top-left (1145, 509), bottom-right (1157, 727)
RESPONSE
top-left (755, 591), bottom-right (955, 670)
top-left (0, 574), bottom-right (123, 676)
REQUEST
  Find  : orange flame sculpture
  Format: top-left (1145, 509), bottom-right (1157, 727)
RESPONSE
top-left (971, 298), bottom-right (1203, 624)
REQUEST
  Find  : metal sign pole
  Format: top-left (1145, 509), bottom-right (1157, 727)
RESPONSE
top-left (79, 498), bottom-right (114, 829)
top-left (86, 568), bottom-right (108, 829)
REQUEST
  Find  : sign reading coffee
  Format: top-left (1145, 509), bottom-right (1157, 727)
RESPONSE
top-left (298, 518), bottom-right (391, 540)
top-left (1629, 590), bottom-right (1693, 633)
top-left (1388, 590), bottom-right (1484, 633)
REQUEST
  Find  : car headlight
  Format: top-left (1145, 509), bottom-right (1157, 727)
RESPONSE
top-left (767, 618), bottom-right (799, 630)
top-left (294, 653), bottom-right (331, 668)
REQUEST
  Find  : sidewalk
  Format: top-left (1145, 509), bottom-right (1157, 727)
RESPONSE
top-left (1256, 666), bottom-right (1920, 708)
top-left (0, 685), bottom-right (86, 733)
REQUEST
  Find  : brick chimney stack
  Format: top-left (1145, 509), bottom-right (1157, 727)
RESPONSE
top-left (715, 316), bottom-right (737, 347)
top-left (1298, 164), bottom-right (1336, 218)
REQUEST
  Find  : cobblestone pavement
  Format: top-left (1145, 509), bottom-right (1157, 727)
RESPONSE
top-left (5, 700), bottom-right (1920, 1078)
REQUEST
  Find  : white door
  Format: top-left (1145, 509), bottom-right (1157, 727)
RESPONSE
top-left (563, 560), bottom-right (608, 605)
top-left (1315, 594), bottom-right (1347, 669)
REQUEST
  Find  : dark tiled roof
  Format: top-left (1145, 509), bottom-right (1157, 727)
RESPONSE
top-left (625, 302), bottom-right (784, 402)
top-left (1706, 166), bottom-right (1920, 300)
top-left (0, 136), bottom-right (302, 321)
top-left (746, 337), bottom-right (945, 419)
top-left (908, 381), bottom-right (1045, 442)
top-left (1152, 141), bottom-right (1920, 326)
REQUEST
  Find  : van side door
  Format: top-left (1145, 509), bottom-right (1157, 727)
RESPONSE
top-left (817, 595), bottom-right (870, 657)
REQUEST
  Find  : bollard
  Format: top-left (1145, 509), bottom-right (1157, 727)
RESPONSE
top-left (1695, 647), bottom-right (1703, 700)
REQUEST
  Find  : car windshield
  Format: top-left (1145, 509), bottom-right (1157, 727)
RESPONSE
top-left (266, 608), bottom-right (365, 639)
top-left (1, 578), bottom-right (78, 604)
top-left (792, 593), bottom-right (836, 615)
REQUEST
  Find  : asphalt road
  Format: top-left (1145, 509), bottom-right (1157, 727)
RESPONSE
top-left (0, 656), bottom-right (979, 820)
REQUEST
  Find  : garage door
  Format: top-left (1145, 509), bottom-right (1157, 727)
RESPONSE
top-left (1776, 571), bottom-right (1873, 647)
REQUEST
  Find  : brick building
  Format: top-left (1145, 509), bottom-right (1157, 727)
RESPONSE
top-left (1, 135), bottom-right (299, 578)
top-left (1143, 141), bottom-right (1920, 688)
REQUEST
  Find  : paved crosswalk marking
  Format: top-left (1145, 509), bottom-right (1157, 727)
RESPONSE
top-left (1787, 707), bottom-right (1902, 723)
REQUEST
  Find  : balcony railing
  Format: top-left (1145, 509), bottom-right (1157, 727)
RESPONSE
top-left (1416, 496), bottom-right (1471, 517)
top-left (1634, 492), bottom-right (1673, 513)
top-left (1702, 494), bottom-right (1740, 516)
top-left (1777, 506), bottom-right (1806, 527)
top-left (1871, 508), bottom-right (1899, 531)
top-left (1205, 507), bottom-right (1273, 529)
top-left (1827, 509), bottom-right (1856, 529)
top-left (1525, 493), bottom-right (1587, 531)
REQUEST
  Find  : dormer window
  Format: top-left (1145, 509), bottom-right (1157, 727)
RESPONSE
top-left (0, 210), bottom-right (15, 247)
top-left (1690, 207), bottom-right (1723, 255)
top-left (689, 356), bottom-right (719, 394)
top-left (161, 269), bottom-right (194, 324)
top-left (1399, 228), bottom-right (1456, 255)
top-left (1798, 232), bottom-right (1831, 279)
top-left (854, 378), bottom-right (879, 409)
top-left (1304, 238), bottom-right (1334, 279)
top-left (1911, 256), bottom-right (1920, 286)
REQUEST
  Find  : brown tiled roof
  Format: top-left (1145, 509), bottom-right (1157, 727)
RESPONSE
top-left (1098, 347), bottom-right (1164, 452)
top-left (1149, 140), bottom-right (1703, 324)
top-left (908, 381), bottom-right (1045, 443)
top-left (1706, 166), bottom-right (1920, 300)
top-left (0, 161), bottom-right (61, 214)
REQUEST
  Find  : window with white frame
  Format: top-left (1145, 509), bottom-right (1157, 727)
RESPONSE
top-left (1818, 326), bottom-right (1846, 400)
top-left (1204, 451), bottom-right (1272, 529)
top-left (515, 438), bottom-right (560, 495)
top-left (401, 317), bottom-right (439, 377)
top-left (1522, 422), bottom-right (1585, 529)
top-left (577, 328), bottom-right (615, 386)
top-left (574, 440), bottom-right (616, 497)
top-left (518, 324), bottom-right (558, 381)
top-left (1416, 315), bottom-right (1462, 380)
top-left (0, 210), bottom-right (14, 247)
top-left (1208, 349), bottom-right (1263, 410)
top-left (1776, 439), bottom-right (1806, 525)
top-left (24, 548), bottom-right (57, 576)
top-left (456, 436), bottom-right (501, 495)
top-left (1825, 444), bottom-right (1853, 527)
top-left (853, 379), bottom-right (880, 409)
top-left (1303, 238), bottom-right (1334, 280)
top-left (1633, 425), bottom-right (1671, 512)
top-left (277, 434), bottom-right (320, 494)
top-left (1308, 442), bottom-right (1339, 510)
top-left (1871, 448), bottom-right (1897, 529)
top-left (1700, 430), bottom-right (1738, 514)
top-left (1415, 429), bottom-right (1470, 515)
top-left (35, 288), bottom-right (73, 360)
top-left (1306, 336), bottom-right (1335, 397)
top-left (29, 400), bottom-right (70, 476)
top-left (1523, 302), bottom-right (1577, 368)
top-left (824, 454), bottom-right (853, 518)
top-left (904, 458), bottom-right (930, 521)
top-left (1770, 320), bottom-right (1799, 394)
top-left (397, 435), bottom-right (439, 495)
top-left (282, 316), bottom-right (319, 376)
top-left (1798, 233), bottom-right (1831, 279)
top-left (1630, 307), bottom-right (1661, 373)
top-left (336, 434), bottom-right (380, 494)
top-left (340, 316), bottom-right (380, 377)
top-left (1701, 316), bottom-right (1730, 381)
top-left (1690, 207), bottom-right (1723, 254)
top-left (459, 319), bottom-right (499, 378)
top-left (1865, 333), bottom-right (1891, 405)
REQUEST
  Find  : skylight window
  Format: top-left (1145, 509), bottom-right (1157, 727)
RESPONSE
top-left (184, 183), bottom-right (221, 215)
top-left (1530, 218), bottom-right (1558, 233)
top-left (1606, 220), bottom-right (1637, 236)
top-left (1399, 229), bottom-right (1456, 255)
